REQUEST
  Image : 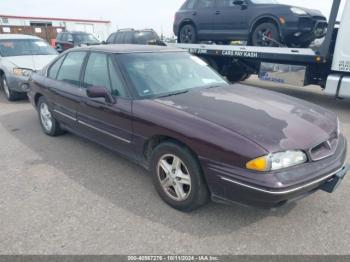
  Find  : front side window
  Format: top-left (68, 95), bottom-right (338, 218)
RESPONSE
top-left (73, 33), bottom-right (99, 44)
top-left (66, 34), bottom-right (73, 42)
top-left (0, 39), bottom-right (57, 57)
top-left (83, 52), bottom-right (127, 97)
top-left (118, 52), bottom-right (227, 98)
top-left (197, 0), bottom-right (215, 8)
top-left (216, 0), bottom-right (240, 7)
top-left (83, 52), bottom-right (111, 90)
top-left (57, 51), bottom-right (86, 86)
top-left (134, 31), bottom-right (159, 45)
top-left (108, 57), bottom-right (127, 97)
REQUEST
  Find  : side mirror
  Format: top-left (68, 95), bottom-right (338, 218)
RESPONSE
top-left (101, 40), bottom-right (107, 45)
top-left (86, 86), bottom-right (116, 104)
top-left (233, 0), bottom-right (245, 6)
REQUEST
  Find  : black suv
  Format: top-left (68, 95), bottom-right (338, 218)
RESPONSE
top-left (55, 31), bottom-right (100, 52)
top-left (106, 29), bottom-right (166, 46)
top-left (174, 0), bottom-right (327, 47)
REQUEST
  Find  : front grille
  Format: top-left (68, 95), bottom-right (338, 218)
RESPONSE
top-left (309, 132), bottom-right (338, 161)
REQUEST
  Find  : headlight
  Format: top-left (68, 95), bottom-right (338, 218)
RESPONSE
top-left (13, 68), bottom-right (33, 77)
top-left (290, 7), bottom-right (308, 15)
top-left (246, 150), bottom-right (307, 172)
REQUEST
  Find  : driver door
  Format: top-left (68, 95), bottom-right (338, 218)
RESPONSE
top-left (76, 52), bottom-right (134, 159)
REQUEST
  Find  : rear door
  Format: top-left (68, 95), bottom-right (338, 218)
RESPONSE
top-left (46, 51), bottom-right (88, 130)
top-left (77, 52), bottom-right (134, 158)
top-left (214, 0), bottom-right (249, 39)
top-left (194, 0), bottom-right (216, 38)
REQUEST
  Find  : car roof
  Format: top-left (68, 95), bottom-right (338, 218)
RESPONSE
top-left (0, 34), bottom-right (43, 40)
top-left (76, 44), bottom-right (184, 54)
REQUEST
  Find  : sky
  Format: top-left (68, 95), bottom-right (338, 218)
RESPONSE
top-left (0, 0), bottom-right (346, 36)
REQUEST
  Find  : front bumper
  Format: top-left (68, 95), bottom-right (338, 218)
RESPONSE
top-left (281, 16), bottom-right (327, 44)
top-left (6, 73), bottom-right (30, 93)
top-left (203, 135), bottom-right (348, 209)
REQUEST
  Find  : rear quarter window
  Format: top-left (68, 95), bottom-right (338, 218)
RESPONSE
top-left (48, 55), bottom-right (65, 79)
top-left (184, 0), bottom-right (196, 9)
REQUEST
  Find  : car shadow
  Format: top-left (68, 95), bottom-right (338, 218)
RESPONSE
top-left (1, 109), bottom-right (297, 237)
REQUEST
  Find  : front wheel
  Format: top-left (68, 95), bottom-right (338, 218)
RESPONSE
top-left (150, 141), bottom-right (209, 212)
top-left (251, 22), bottom-right (281, 47)
top-left (1, 74), bottom-right (22, 101)
top-left (179, 24), bottom-right (197, 44)
top-left (37, 96), bottom-right (64, 136)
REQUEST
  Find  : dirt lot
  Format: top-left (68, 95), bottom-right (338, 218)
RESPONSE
top-left (0, 80), bottom-right (349, 255)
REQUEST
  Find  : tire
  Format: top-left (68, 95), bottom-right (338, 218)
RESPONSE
top-left (226, 72), bottom-right (250, 83)
top-left (37, 96), bottom-right (64, 136)
top-left (1, 74), bottom-right (22, 101)
top-left (179, 24), bottom-right (197, 44)
top-left (150, 141), bottom-right (210, 212)
top-left (251, 22), bottom-right (280, 47)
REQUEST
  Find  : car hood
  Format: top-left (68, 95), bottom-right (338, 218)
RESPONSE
top-left (154, 84), bottom-right (337, 153)
top-left (4, 55), bottom-right (57, 71)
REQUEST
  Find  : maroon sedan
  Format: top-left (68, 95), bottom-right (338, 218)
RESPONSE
top-left (28, 45), bottom-right (348, 212)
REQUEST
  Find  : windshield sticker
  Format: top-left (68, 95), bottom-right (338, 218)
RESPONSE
top-left (190, 56), bottom-right (208, 66)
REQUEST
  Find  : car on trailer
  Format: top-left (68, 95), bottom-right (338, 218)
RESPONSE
top-left (174, 0), bottom-right (327, 47)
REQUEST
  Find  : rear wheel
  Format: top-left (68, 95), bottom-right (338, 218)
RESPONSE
top-left (150, 141), bottom-right (209, 212)
top-left (251, 22), bottom-right (280, 47)
top-left (179, 24), bottom-right (197, 43)
top-left (1, 74), bottom-right (22, 101)
top-left (37, 96), bottom-right (64, 136)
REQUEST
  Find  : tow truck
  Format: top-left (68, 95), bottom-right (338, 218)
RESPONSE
top-left (172, 0), bottom-right (350, 99)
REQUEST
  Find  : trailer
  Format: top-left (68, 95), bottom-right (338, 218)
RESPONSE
top-left (171, 0), bottom-right (350, 99)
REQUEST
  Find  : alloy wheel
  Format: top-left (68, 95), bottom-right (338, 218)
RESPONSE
top-left (40, 102), bottom-right (53, 132)
top-left (180, 25), bottom-right (195, 43)
top-left (157, 154), bottom-right (192, 201)
top-left (2, 77), bottom-right (10, 99)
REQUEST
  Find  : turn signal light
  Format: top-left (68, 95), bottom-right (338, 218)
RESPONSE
top-left (246, 156), bottom-right (269, 172)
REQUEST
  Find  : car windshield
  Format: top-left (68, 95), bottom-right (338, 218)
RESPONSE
top-left (134, 31), bottom-right (159, 44)
top-left (118, 52), bottom-right (228, 98)
top-left (0, 39), bottom-right (57, 57)
top-left (73, 34), bottom-right (99, 44)
top-left (250, 0), bottom-right (278, 4)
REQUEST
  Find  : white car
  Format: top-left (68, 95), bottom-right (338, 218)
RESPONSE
top-left (0, 34), bottom-right (57, 101)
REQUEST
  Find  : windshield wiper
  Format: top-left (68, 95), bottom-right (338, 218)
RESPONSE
top-left (158, 90), bottom-right (189, 98)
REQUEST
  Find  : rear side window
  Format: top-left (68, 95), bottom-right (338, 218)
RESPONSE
top-left (48, 55), bottom-right (65, 79)
top-left (197, 0), bottom-right (214, 8)
top-left (115, 32), bottom-right (124, 43)
top-left (106, 33), bottom-right (116, 44)
top-left (216, 0), bottom-right (236, 7)
top-left (124, 32), bottom-right (134, 43)
top-left (57, 51), bottom-right (86, 86)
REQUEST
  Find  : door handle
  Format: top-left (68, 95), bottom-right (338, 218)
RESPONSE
top-left (192, 11), bottom-right (197, 16)
top-left (215, 10), bottom-right (221, 15)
